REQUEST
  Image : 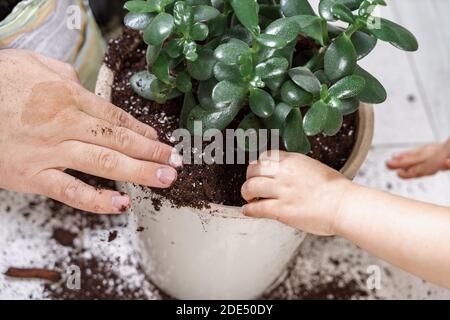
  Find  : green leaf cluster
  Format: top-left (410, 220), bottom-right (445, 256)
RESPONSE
top-left (124, 0), bottom-right (418, 154)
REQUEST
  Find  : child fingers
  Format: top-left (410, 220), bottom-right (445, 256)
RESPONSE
top-left (397, 164), bottom-right (428, 179)
top-left (258, 150), bottom-right (288, 162)
top-left (241, 177), bottom-right (278, 202)
top-left (387, 150), bottom-right (428, 169)
top-left (242, 199), bottom-right (279, 220)
top-left (246, 160), bottom-right (282, 179)
top-left (445, 159), bottom-right (450, 169)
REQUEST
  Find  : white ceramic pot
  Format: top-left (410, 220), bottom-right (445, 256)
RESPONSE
top-left (96, 64), bottom-right (374, 300)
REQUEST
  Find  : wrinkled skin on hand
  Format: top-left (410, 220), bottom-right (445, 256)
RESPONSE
top-left (0, 49), bottom-right (182, 214)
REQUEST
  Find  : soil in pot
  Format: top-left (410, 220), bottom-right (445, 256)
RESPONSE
top-left (105, 29), bottom-right (357, 209)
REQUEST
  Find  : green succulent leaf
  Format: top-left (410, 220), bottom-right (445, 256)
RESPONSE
top-left (193, 5), bottom-right (220, 22)
top-left (353, 65), bottom-right (387, 104)
top-left (146, 44), bottom-right (162, 66)
top-left (124, 1), bottom-right (160, 13)
top-left (166, 38), bottom-right (183, 58)
top-left (152, 53), bottom-right (172, 84)
top-left (191, 22), bottom-right (209, 41)
top-left (144, 12), bottom-right (174, 46)
top-left (290, 15), bottom-right (325, 45)
top-left (187, 48), bottom-right (216, 80)
top-left (124, 12), bottom-right (154, 30)
top-left (213, 62), bottom-right (242, 82)
top-left (264, 18), bottom-right (300, 44)
top-left (319, 0), bottom-right (361, 21)
top-left (280, 0), bottom-right (315, 17)
top-left (338, 98), bottom-right (360, 115)
top-left (256, 34), bottom-right (288, 49)
top-left (283, 108), bottom-right (311, 154)
top-left (173, 1), bottom-right (194, 34)
top-left (264, 75), bottom-right (286, 93)
top-left (249, 88), bottom-right (275, 118)
top-left (214, 40), bottom-right (250, 65)
top-left (198, 78), bottom-right (219, 109)
top-left (324, 33), bottom-right (357, 81)
top-left (150, 78), bottom-right (176, 104)
top-left (208, 13), bottom-right (228, 37)
top-left (366, 18), bottom-right (418, 52)
top-left (180, 91), bottom-right (197, 127)
top-left (186, 101), bottom-right (242, 132)
top-left (226, 25), bottom-right (254, 46)
top-left (183, 40), bottom-right (198, 61)
top-left (351, 31), bottom-right (377, 60)
top-left (237, 51), bottom-right (254, 79)
top-left (175, 71), bottom-right (192, 93)
top-left (259, 4), bottom-right (283, 21)
top-left (281, 80), bottom-right (313, 107)
top-left (323, 106), bottom-right (343, 136)
top-left (319, 0), bottom-right (337, 21)
top-left (303, 100), bottom-right (328, 136)
top-left (230, 0), bottom-right (260, 35)
top-left (331, 3), bottom-right (354, 23)
top-left (288, 67), bottom-right (321, 95)
top-left (212, 80), bottom-right (248, 107)
top-left (186, 0), bottom-right (211, 5)
top-left (328, 75), bottom-right (366, 99)
top-left (339, 0), bottom-right (364, 10)
top-left (255, 57), bottom-right (289, 79)
top-left (263, 102), bottom-right (293, 130)
top-left (314, 70), bottom-right (330, 85)
top-left (130, 70), bottom-right (158, 100)
top-left (237, 113), bottom-right (265, 152)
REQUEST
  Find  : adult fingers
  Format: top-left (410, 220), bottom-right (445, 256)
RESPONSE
top-left (70, 113), bottom-right (182, 167)
top-left (76, 89), bottom-right (158, 140)
top-left (58, 141), bottom-right (177, 188)
top-left (241, 177), bottom-right (278, 202)
top-left (34, 169), bottom-right (130, 214)
top-left (242, 199), bottom-right (280, 220)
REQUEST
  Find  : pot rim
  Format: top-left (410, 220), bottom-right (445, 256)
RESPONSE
top-left (96, 64), bottom-right (374, 219)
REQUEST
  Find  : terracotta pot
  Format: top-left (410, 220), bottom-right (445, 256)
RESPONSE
top-left (95, 64), bottom-right (374, 299)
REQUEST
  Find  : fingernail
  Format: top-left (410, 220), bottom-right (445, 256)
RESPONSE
top-left (157, 167), bottom-right (177, 185)
top-left (169, 150), bottom-right (183, 168)
top-left (112, 195), bottom-right (130, 212)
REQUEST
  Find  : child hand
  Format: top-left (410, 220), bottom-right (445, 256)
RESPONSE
top-left (386, 140), bottom-right (450, 179)
top-left (241, 151), bottom-right (354, 236)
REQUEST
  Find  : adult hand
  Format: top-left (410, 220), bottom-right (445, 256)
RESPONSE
top-left (241, 151), bottom-right (353, 236)
top-left (0, 49), bottom-right (182, 214)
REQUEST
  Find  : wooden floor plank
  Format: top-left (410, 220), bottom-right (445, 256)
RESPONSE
top-left (392, 0), bottom-right (450, 141)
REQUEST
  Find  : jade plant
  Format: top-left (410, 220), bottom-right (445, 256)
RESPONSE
top-left (123, 0), bottom-right (418, 153)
